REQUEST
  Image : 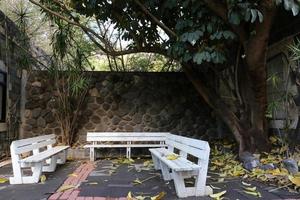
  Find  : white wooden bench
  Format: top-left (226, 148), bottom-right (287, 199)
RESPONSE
top-left (9, 134), bottom-right (69, 184)
top-left (149, 134), bottom-right (210, 198)
top-left (84, 132), bottom-right (168, 161)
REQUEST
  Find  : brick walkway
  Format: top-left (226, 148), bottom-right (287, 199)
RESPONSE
top-left (48, 162), bottom-right (126, 200)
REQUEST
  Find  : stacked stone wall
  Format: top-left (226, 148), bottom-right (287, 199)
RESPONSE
top-left (23, 71), bottom-right (216, 146)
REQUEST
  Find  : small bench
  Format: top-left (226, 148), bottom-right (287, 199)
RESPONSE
top-left (149, 134), bottom-right (210, 198)
top-left (9, 134), bottom-right (69, 184)
top-left (84, 132), bottom-right (168, 161)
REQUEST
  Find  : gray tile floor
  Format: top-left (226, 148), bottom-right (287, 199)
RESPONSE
top-left (0, 159), bottom-right (299, 200)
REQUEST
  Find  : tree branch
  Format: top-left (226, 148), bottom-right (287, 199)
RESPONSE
top-left (29, 0), bottom-right (114, 52)
top-left (29, 0), bottom-right (168, 58)
top-left (133, 0), bottom-right (177, 38)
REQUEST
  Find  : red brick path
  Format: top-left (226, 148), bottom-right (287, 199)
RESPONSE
top-left (48, 162), bottom-right (126, 200)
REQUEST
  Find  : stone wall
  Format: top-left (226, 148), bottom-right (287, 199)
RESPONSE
top-left (22, 71), bottom-right (216, 145)
top-left (0, 10), bottom-right (23, 158)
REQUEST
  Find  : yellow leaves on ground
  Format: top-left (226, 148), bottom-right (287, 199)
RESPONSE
top-left (289, 176), bottom-right (300, 187)
top-left (57, 184), bottom-right (75, 192)
top-left (244, 190), bottom-right (262, 197)
top-left (127, 191), bottom-right (166, 200)
top-left (269, 136), bottom-right (277, 144)
top-left (165, 154), bottom-right (180, 160)
top-left (242, 181), bottom-right (251, 186)
top-left (267, 168), bottom-right (289, 176)
top-left (242, 182), bottom-right (262, 198)
top-left (143, 160), bottom-right (153, 168)
top-left (40, 175), bottom-right (46, 183)
top-left (260, 154), bottom-right (281, 164)
top-left (243, 186), bottom-right (257, 192)
top-left (209, 139), bottom-right (300, 192)
top-left (151, 192), bottom-right (166, 200)
top-left (209, 190), bottom-right (226, 200)
top-left (133, 178), bottom-right (143, 185)
top-left (132, 175), bottom-right (159, 185)
top-left (0, 177), bottom-right (8, 183)
top-left (127, 191), bottom-right (134, 200)
top-left (68, 173), bottom-right (78, 177)
top-left (113, 158), bottom-right (135, 165)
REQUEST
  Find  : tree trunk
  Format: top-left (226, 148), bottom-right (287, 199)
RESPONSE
top-left (182, 63), bottom-right (270, 156)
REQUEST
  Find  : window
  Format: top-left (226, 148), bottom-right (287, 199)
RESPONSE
top-left (0, 71), bottom-right (6, 122)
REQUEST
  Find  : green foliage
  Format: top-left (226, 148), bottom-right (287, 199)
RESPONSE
top-left (31, 0), bottom-right (300, 70)
top-left (288, 38), bottom-right (300, 61)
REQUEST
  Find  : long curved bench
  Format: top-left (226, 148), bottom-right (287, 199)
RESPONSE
top-left (85, 132), bottom-right (210, 197)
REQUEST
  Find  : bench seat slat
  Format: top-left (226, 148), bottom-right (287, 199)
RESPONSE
top-left (84, 144), bottom-right (167, 148)
top-left (20, 146), bottom-right (69, 163)
top-left (87, 132), bottom-right (169, 137)
top-left (149, 148), bottom-right (200, 171)
top-left (87, 137), bottom-right (166, 142)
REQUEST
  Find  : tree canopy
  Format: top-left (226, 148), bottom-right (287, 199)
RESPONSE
top-left (29, 0), bottom-right (300, 156)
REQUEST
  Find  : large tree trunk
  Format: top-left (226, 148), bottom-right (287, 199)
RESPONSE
top-left (182, 64), bottom-right (257, 156)
top-left (182, 3), bottom-right (276, 156)
top-left (182, 59), bottom-right (271, 155)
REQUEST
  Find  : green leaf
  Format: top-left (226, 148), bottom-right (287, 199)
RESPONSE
top-left (180, 31), bottom-right (203, 45)
top-left (193, 52), bottom-right (205, 64)
top-left (250, 9), bottom-right (257, 23)
top-left (222, 31), bottom-right (235, 39)
top-left (228, 12), bottom-right (241, 25)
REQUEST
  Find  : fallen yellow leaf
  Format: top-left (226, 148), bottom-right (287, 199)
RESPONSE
top-left (244, 186), bottom-right (257, 192)
top-left (127, 191), bottom-right (133, 200)
top-left (87, 182), bottom-right (98, 185)
top-left (133, 178), bottom-right (143, 185)
top-left (151, 192), bottom-right (166, 200)
top-left (166, 154), bottom-right (180, 160)
top-left (0, 177), bottom-right (8, 184)
top-left (242, 181), bottom-right (251, 186)
top-left (135, 196), bottom-right (146, 200)
top-left (209, 190), bottom-right (226, 199)
top-left (68, 173), bottom-right (78, 177)
top-left (244, 190), bottom-right (262, 197)
top-left (40, 175), bottom-right (46, 183)
top-left (289, 176), bottom-right (300, 187)
top-left (58, 185), bottom-right (75, 192)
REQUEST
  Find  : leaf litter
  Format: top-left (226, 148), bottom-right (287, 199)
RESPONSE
top-left (209, 137), bottom-right (300, 197)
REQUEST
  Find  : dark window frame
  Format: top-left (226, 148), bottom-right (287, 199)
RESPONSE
top-left (0, 70), bottom-right (7, 122)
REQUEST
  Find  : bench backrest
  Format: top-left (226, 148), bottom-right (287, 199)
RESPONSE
top-left (10, 134), bottom-right (56, 155)
top-left (87, 132), bottom-right (169, 142)
top-left (166, 134), bottom-right (210, 165)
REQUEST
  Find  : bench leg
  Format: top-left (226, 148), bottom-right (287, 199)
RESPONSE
top-left (172, 171), bottom-right (188, 198)
top-left (126, 142), bottom-right (131, 159)
top-left (160, 162), bottom-right (172, 181)
top-left (43, 155), bottom-right (58, 172)
top-left (194, 168), bottom-right (208, 196)
top-left (90, 147), bottom-right (95, 161)
top-left (57, 150), bottom-right (67, 164)
top-left (151, 153), bottom-right (160, 170)
top-left (24, 162), bottom-right (43, 184)
top-left (9, 157), bottom-right (23, 184)
top-left (13, 162), bottom-right (43, 184)
top-left (126, 147), bottom-right (131, 159)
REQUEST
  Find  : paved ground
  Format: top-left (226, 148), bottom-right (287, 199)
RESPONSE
top-left (0, 159), bottom-right (299, 200)
top-left (0, 161), bottom-right (79, 200)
